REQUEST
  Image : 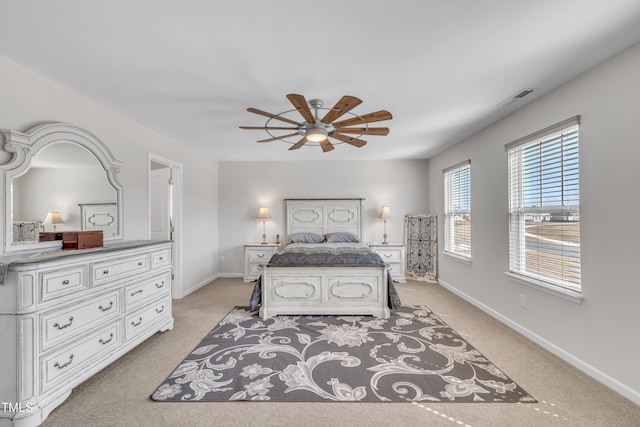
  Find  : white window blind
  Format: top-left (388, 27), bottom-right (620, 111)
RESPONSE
top-left (444, 160), bottom-right (471, 260)
top-left (506, 116), bottom-right (581, 292)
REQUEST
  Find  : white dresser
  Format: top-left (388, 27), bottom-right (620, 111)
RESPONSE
top-left (0, 240), bottom-right (173, 427)
top-left (243, 243), bottom-right (279, 282)
top-left (368, 243), bottom-right (406, 283)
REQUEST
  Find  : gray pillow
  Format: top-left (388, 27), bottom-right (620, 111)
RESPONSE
top-left (325, 232), bottom-right (360, 243)
top-left (289, 232), bottom-right (325, 243)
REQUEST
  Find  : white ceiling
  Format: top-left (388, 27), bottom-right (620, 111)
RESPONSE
top-left (1, 1), bottom-right (640, 161)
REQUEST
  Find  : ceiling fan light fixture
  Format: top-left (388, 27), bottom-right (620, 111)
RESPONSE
top-left (305, 127), bottom-right (328, 142)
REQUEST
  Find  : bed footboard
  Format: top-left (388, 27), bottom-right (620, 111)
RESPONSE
top-left (259, 265), bottom-right (389, 319)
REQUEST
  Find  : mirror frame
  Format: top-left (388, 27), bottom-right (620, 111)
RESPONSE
top-left (0, 122), bottom-right (124, 254)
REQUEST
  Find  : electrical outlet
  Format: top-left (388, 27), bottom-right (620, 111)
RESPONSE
top-left (519, 294), bottom-right (527, 309)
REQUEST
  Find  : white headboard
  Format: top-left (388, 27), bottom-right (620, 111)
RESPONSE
top-left (285, 198), bottom-right (364, 242)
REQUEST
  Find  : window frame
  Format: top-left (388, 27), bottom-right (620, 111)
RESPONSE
top-left (504, 116), bottom-right (583, 302)
top-left (443, 160), bottom-right (472, 262)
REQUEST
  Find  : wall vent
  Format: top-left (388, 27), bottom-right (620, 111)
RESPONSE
top-left (497, 88), bottom-right (535, 107)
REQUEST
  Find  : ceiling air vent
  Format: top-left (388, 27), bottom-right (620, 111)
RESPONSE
top-left (497, 88), bottom-right (535, 108)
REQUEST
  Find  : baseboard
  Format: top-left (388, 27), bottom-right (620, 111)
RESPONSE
top-left (178, 273), bottom-right (246, 298)
top-left (438, 278), bottom-right (640, 406)
top-left (179, 274), bottom-right (220, 298)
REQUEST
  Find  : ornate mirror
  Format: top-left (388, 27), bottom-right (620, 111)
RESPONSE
top-left (0, 122), bottom-right (123, 253)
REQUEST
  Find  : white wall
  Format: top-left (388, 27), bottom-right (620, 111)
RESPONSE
top-left (0, 55), bottom-right (219, 297)
top-left (218, 160), bottom-right (429, 275)
top-left (428, 42), bottom-right (640, 403)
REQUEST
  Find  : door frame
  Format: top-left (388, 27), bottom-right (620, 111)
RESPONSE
top-left (148, 153), bottom-right (183, 298)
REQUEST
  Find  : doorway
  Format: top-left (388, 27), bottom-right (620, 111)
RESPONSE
top-left (148, 154), bottom-right (183, 298)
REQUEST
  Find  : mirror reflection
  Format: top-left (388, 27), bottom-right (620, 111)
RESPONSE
top-left (11, 142), bottom-right (117, 243)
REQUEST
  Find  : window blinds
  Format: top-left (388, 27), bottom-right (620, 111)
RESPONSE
top-left (444, 160), bottom-right (471, 259)
top-left (506, 117), bottom-right (581, 291)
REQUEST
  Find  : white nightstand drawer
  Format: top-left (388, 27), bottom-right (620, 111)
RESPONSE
top-left (376, 249), bottom-right (401, 262)
top-left (248, 250), bottom-right (275, 262)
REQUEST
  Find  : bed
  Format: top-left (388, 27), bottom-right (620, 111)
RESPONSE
top-left (250, 199), bottom-right (400, 319)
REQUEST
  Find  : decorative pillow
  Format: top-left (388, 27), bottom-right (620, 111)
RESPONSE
top-left (325, 231), bottom-right (360, 243)
top-left (289, 232), bottom-right (325, 243)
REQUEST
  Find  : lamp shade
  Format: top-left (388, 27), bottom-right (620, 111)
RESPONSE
top-left (43, 211), bottom-right (65, 225)
top-left (256, 206), bottom-right (270, 220)
top-left (379, 206), bottom-right (391, 220)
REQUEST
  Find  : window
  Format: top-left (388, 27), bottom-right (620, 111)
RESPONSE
top-left (506, 116), bottom-right (581, 293)
top-left (443, 160), bottom-right (471, 260)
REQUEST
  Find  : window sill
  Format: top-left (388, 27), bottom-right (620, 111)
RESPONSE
top-left (443, 251), bottom-right (472, 265)
top-left (504, 272), bottom-right (583, 304)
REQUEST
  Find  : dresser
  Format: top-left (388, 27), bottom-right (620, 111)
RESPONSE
top-left (0, 240), bottom-right (173, 427)
top-left (368, 243), bottom-right (406, 283)
top-left (243, 243), bottom-right (279, 282)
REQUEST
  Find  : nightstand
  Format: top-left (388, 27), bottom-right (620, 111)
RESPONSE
top-left (244, 243), bottom-right (279, 282)
top-left (368, 243), bottom-right (406, 283)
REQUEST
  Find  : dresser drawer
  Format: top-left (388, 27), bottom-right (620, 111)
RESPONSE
top-left (125, 271), bottom-right (171, 308)
top-left (40, 265), bottom-right (87, 302)
top-left (151, 248), bottom-right (171, 268)
top-left (125, 295), bottom-right (171, 340)
top-left (41, 290), bottom-right (120, 349)
top-left (92, 254), bottom-right (149, 285)
top-left (41, 322), bottom-right (120, 393)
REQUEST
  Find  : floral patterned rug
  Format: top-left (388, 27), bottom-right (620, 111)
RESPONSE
top-left (151, 305), bottom-right (535, 403)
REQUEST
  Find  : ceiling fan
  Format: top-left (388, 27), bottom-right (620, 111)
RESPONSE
top-left (240, 94), bottom-right (392, 152)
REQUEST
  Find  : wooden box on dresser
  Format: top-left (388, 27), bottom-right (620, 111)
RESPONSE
top-left (0, 240), bottom-right (173, 427)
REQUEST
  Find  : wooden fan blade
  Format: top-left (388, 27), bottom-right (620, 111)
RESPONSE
top-left (257, 132), bottom-right (300, 143)
top-left (286, 94), bottom-right (315, 123)
top-left (239, 126), bottom-right (299, 130)
top-left (247, 107), bottom-right (302, 126)
top-left (335, 127), bottom-right (389, 136)
top-left (331, 110), bottom-right (392, 128)
top-left (321, 96), bottom-right (363, 124)
top-left (319, 140), bottom-right (335, 152)
top-left (330, 133), bottom-right (367, 148)
top-left (288, 137), bottom-right (309, 150)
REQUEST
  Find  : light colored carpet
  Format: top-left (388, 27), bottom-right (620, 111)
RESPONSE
top-left (42, 278), bottom-right (640, 427)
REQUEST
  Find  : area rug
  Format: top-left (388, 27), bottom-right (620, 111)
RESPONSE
top-left (151, 305), bottom-right (535, 403)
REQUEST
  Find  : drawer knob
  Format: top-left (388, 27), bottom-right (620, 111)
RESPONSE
top-left (53, 316), bottom-right (74, 330)
top-left (159, 256), bottom-right (164, 261)
top-left (384, 254), bottom-right (392, 258)
top-left (53, 354), bottom-right (74, 370)
top-left (138, 261), bottom-right (143, 266)
top-left (155, 281), bottom-right (165, 289)
top-left (257, 253), bottom-right (265, 258)
top-left (99, 333), bottom-right (114, 345)
top-left (131, 289), bottom-right (144, 296)
top-left (102, 269), bottom-right (110, 275)
top-left (155, 305), bottom-right (165, 314)
top-left (98, 301), bottom-right (114, 312)
top-left (131, 317), bottom-right (143, 327)
top-left (62, 279), bottom-right (70, 285)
